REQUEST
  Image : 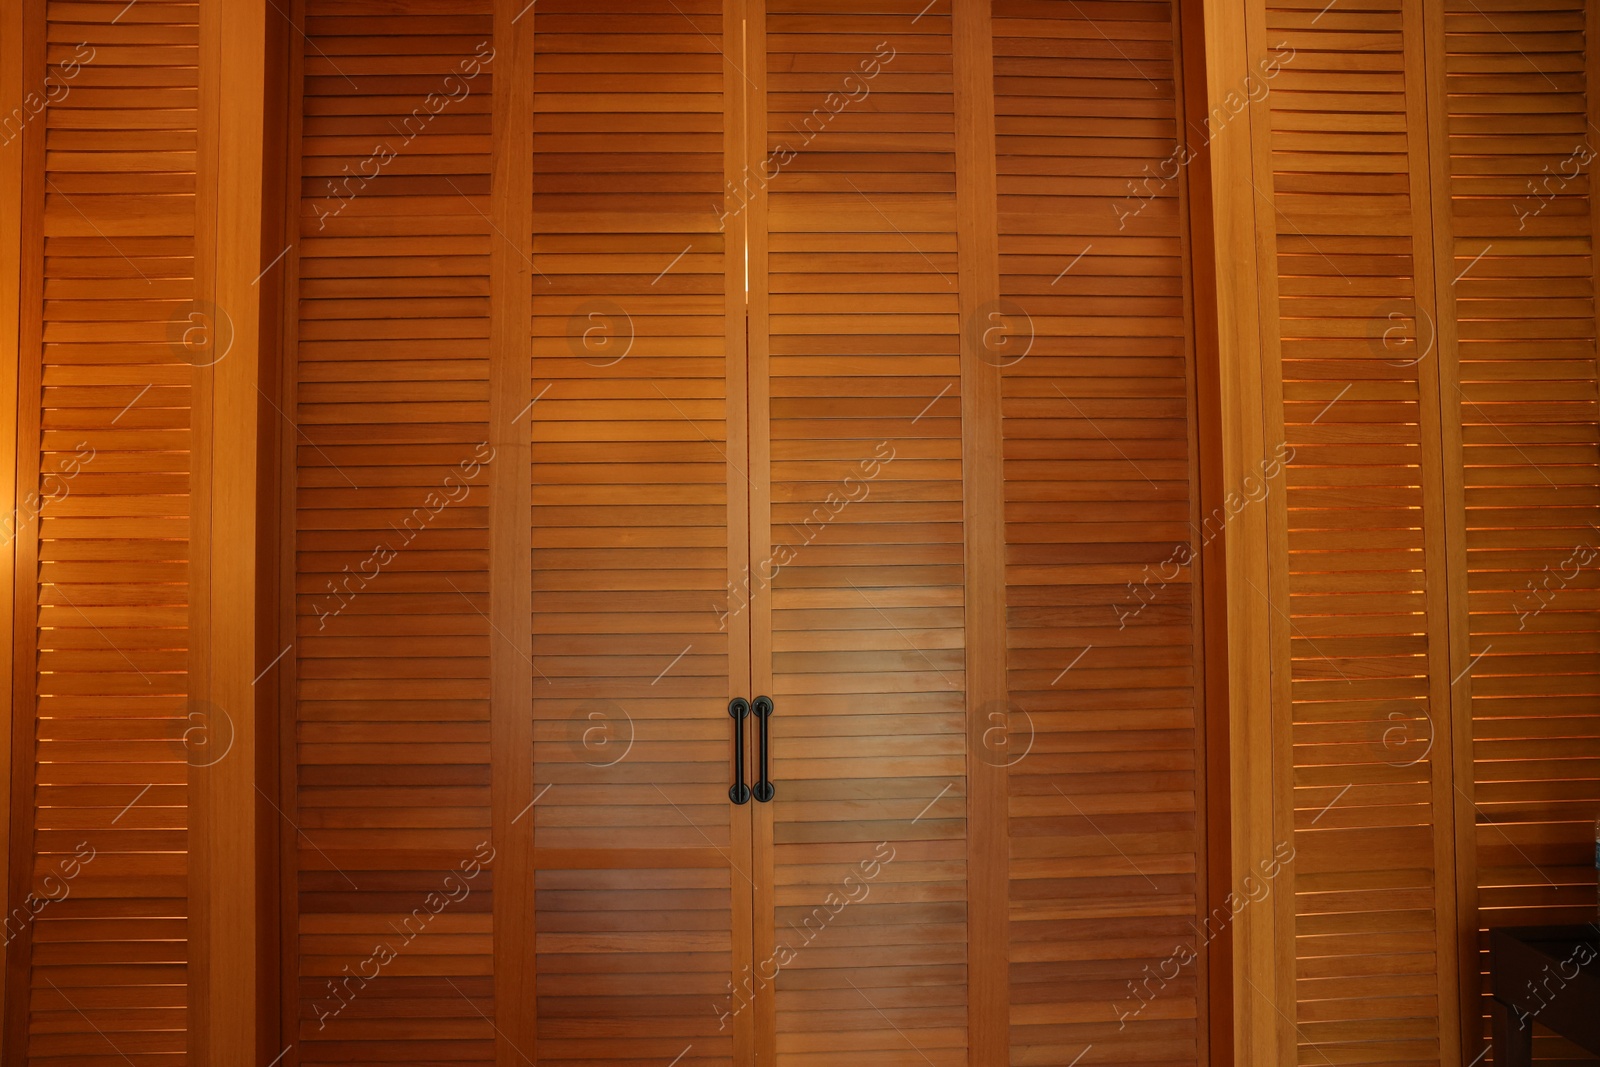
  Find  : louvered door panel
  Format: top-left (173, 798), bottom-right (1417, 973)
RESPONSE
top-left (290, 7), bottom-right (497, 1063)
top-left (992, 4), bottom-right (1209, 1065)
top-left (760, 5), bottom-right (969, 1064)
top-left (21, 4), bottom-right (197, 1063)
top-left (529, 4), bottom-right (745, 1064)
top-left (1264, 2), bottom-right (1457, 1063)
top-left (1442, 1), bottom-right (1600, 1060)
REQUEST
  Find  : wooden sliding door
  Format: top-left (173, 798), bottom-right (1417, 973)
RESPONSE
top-left (743, 2), bottom-right (1217, 1065)
top-left (9, 5), bottom-right (200, 1061)
top-left (526, 0), bottom-right (753, 1064)
top-left (281, 0), bottom-right (755, 1064)
top-left (284, 4), bottom-right (503, 1063)
top-left (272, 2), bottom-right (1218, 1065)
top-left (4, 0), bottom-right (271, 1061)
top-left (752, 3), bottom-right (972, 1064)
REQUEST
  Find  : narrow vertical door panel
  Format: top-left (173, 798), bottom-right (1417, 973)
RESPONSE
top-left (992, 2), bottom-right (1213, 1063)
top-left (12, 3), bottom-right (198, 1061)
top-left (1438, 0), bottom-right (1600, 1056)
top-left (528, 1), bottom-right (751, 1064)
top-left (289, 6), bottom-right (499, 1063)
top-left (755, 4), bottom-right (971, 1064)
top-left (1258, 0), bottom-right (1461, 1061)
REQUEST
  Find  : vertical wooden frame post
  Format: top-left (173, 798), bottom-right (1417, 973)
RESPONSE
top-left (0, 0), bottom-right (24, 1041)
top-left (273, 0), bottom-right (307, 1058)
top-left (255, 3), bottom-right (291, 1057)
top-left (192, 0), bottom-right (268, 1061)
top-left (1174, 0), bottom-right (1231, 1056)
top-left (1408, 0), bottom-right (1468, 1058)
top-left (0, 0), bottom-right (23, 1023)
top-left (1197, 0), bottom-right (1285, 1060)
top-left (4, 0), bottom-right (45, 1057)
top-left (951, 2), bottom-right (1009, 1063)
top-left (739, 0), bottom-right (770, 1058)
top-left (488, 3), bottom-right (538, 1062)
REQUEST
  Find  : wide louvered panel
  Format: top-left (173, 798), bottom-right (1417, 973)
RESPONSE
top-left (23, 3), bottom-right (197, 1063)
top-left (290, 6), bottom-right (497, 1063)
top-left (529, 3), bottom-right (744, 1064)
top-left (759, 5), bottom-right (969, 1064)
top-left (1265, 1), bottom-right (1458, 1062)
top-left (1442, 2), bottom-right (1600, 1061)
top-left (992, 4), bottom-right (1209, 1065)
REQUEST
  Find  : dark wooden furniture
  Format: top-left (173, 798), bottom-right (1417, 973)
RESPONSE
top-left (1489, 925), bottom-right (1600, 1066)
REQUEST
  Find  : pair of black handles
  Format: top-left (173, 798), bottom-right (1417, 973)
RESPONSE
top-left (728, 696), bottom-right (774, 804)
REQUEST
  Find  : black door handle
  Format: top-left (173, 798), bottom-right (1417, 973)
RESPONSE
top-left (752, 696), bottom-right (774, 802)
top-left (728, 697), bottom-right (751, 805)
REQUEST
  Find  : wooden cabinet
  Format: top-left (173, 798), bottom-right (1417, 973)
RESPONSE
top-left (1, 1), bottom-right (1219, 1064)
top-left (282, 1), bottom-right (1215, 1062)
top-left (8, 0), bottom-right (1600, 1064)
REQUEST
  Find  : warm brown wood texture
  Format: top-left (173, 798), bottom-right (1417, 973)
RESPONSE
top-left (1440, 1), bottom-right (1600, 1060)
top-left (0, 0), bottom-right (21, 1030)
top-left (485, 0), bottom-right (536, 1064)
top-left (268, 1), bottom-right (1221, 1064)
top-left (952, 2), bottom-right (1010, 1062)
top-left (1237, 0), bottom-right (1600, 1062)
top-left (527, 0), bottom-right (751, 1063)
top-left (192, 1), bottom-right (270, 1059)
top-left (9, 3), bottom-right (199, 1062)
top-left (285, 4), bottom-right (498, 1063)
top-left (745, 2), bottom-right (1218, 1064)
top-left (7, 2), bottom-right (1237, 1063)
top-left (4, 0), bottom-right (273, 1061)
top-left (993, 3), bottom-right (1212, 1064)
top-left (756, 4), bottom-right (972, 1065)
top-left (1262, 2), bottom-right (1464, 1062)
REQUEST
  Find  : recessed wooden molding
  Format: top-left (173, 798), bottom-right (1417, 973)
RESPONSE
top-left (1197, 0), bottom-right (1281, 1060)
top-left (0, 0), bottom-right (22, 1028)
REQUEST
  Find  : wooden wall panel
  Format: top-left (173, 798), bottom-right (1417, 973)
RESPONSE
top-left (288, 5), bottom-right (498, 1063)
top-left (992, 3), bottom-right (1211, 1065)
top-left (11, 2), bottom-right (200, 1062)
